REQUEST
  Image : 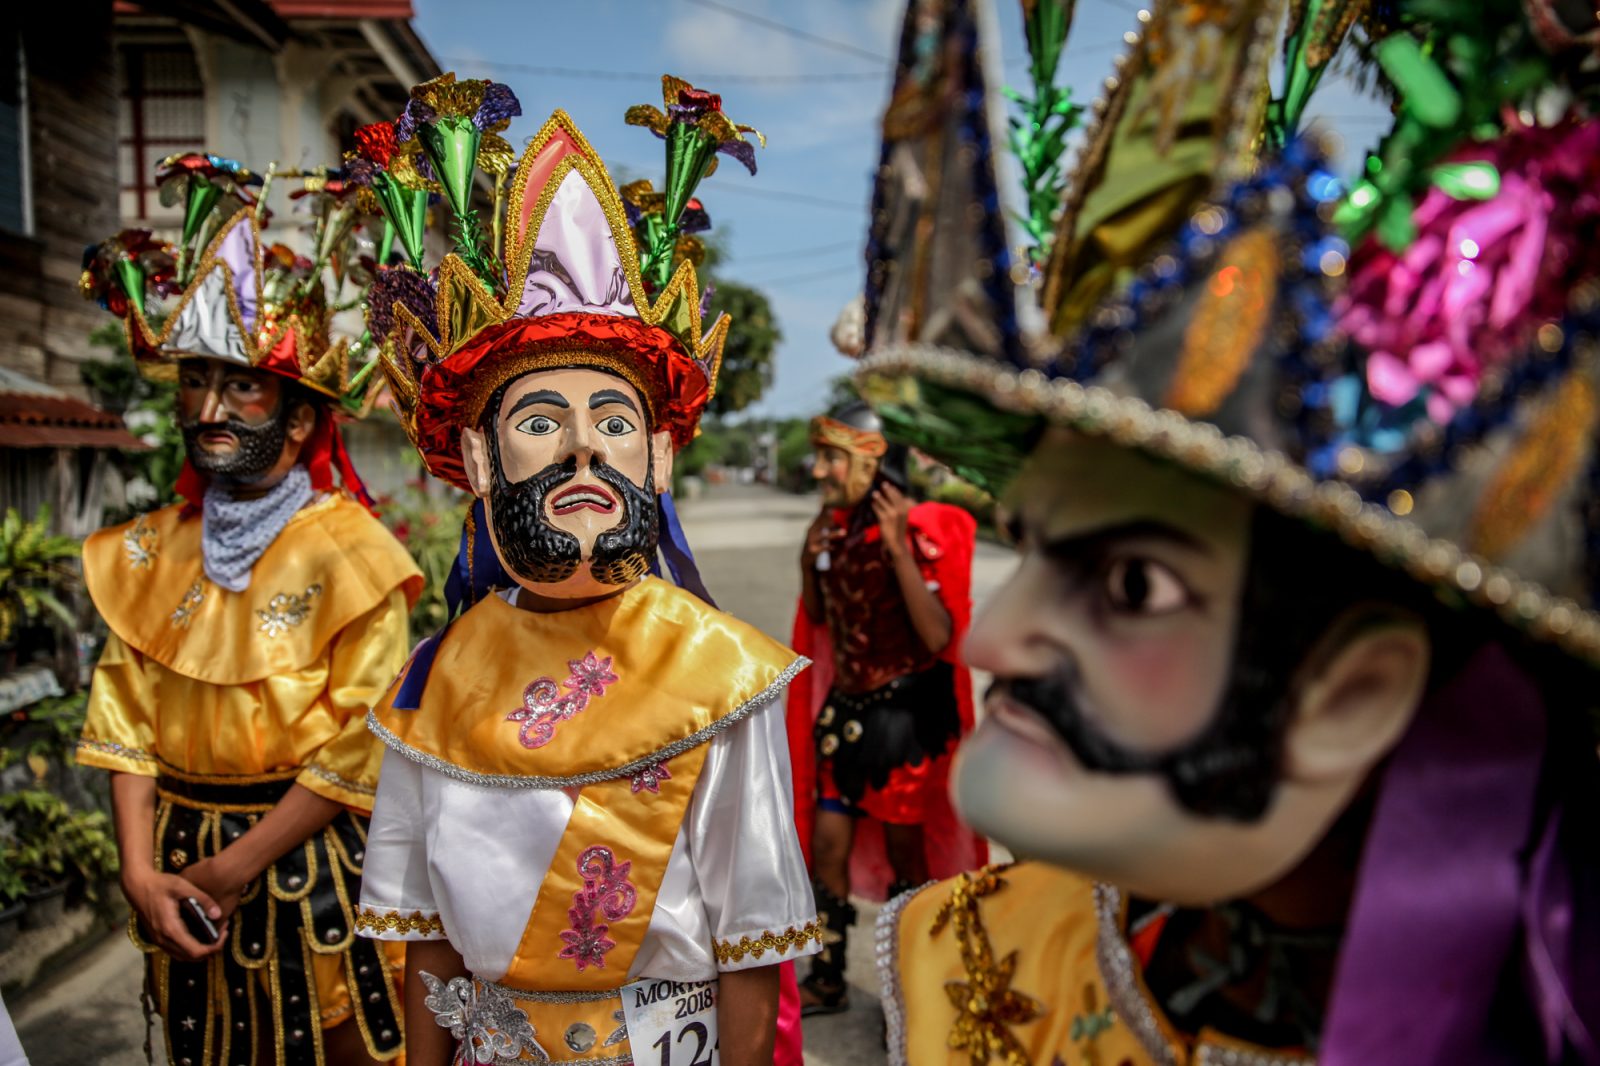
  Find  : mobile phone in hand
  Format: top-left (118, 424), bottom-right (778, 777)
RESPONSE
top-left (180, 896), bottom-right (220, 945)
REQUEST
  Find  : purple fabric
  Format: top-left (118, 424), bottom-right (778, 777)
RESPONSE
top-left (1523, 803), bottom-right (1599, 1062)
top-left (216, 217), bottom-right (258, 334)
top-left (1322, 644), bottom-right (1546, 1065)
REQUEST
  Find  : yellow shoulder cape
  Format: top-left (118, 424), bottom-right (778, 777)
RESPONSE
top-left (370, 576), bottom-right (806, 786)
top-left (83, 495), bottom-right (423, 687)
top-left (884, 862), bottom-right (1310, 1064)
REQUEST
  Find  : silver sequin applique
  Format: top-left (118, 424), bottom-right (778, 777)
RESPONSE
top-left (170, 580), bottom-right (205, 628)
top-left (257, 583), bottom-right (323, 637)
top-left (419, 972), bottom-right (549, 1065)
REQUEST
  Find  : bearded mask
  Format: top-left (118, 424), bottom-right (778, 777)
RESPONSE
top-left (464, 366), bottom-right (670, 603)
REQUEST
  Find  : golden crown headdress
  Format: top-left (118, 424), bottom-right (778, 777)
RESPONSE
top-left (360, 75), bottom-right (763, 490)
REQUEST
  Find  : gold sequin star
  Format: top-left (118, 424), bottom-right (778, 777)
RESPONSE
top-left (929, 866), bottom-right (1041, 1065)
top-left (943, 948), bottom-right (1042, 1065)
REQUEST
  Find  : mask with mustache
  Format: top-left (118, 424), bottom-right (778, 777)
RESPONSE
top-left (483, 412), bottom-right (660, 587)
top-left (180, 401), bottom-right (293, 483)
top-left (986, 508), bottom-right (1422, 822)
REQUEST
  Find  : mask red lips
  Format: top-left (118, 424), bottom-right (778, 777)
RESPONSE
top-left (548, 483), bottom-right (619, 516)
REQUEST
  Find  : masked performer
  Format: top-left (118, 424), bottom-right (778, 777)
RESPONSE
top-left (784, 400), bottom-right (981, 1015)
top-left (855, 0), bottom-right (1600, 1061)
top-left (351, 80), bottom-right (820, 1066)
top-left (76, 162), bottom-right (421, 1065)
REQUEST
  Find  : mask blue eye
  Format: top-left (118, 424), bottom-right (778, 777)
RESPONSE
top-left (597, 415), bottom-right (635, 437)
top-left (516, 414), bottom-right (559, 436)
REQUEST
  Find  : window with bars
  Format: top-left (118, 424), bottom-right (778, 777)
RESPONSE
top-left (118, 43), bottom-right (204, 223)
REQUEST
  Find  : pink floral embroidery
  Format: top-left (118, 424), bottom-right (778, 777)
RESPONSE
top-left (558, 846), bottom-right (637, 972)
top-left (630, 761), bottom-right (672, 794)
top-left (506, 651), bottom-right (619, 748)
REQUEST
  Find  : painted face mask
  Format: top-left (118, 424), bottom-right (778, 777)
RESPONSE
top-left (180, 400), bottom-right (293, 483)
top-left (483, 432), bottom-right (660, 588)
top-left (810, 407), bottom-right (889, 508)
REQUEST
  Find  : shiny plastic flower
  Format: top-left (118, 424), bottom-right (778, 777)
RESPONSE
top-left (78, 229), bottom-right (176, 315)
top-left (395, 73), bottom-right (521, 180)
top-left (154, 152), bottom-right (261, 206)
top-left (367, 266), bottom-right (439, 345)
top-left (625, 75), bottom-right (765, 178)
top-left (1337, 116), bottom-right (1600, 422)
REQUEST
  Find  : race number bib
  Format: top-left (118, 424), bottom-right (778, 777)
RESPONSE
top-left (621, 978), bottom-right (718, 1066)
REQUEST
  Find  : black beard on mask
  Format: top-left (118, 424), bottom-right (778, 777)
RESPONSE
top-left (180, 401), bottom-right (293, 483)
top-left (986, 507), bottom-right (1439, 823)
top-left (483, 410), bottom-right (660, 587)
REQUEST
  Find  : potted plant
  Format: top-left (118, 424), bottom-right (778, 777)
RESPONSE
top-left (0, 824), bottom-right (24, 952)
top-left (60, 806), bottom-right (119, 906)
top-left (0, 505), bottom-right (82, 676)
top-left (0, 789), bottom-right (72, 930)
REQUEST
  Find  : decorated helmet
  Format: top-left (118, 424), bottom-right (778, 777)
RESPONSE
top-left (81, 153), bottom-right (388, 501)
top-left (82, 153), bottom-right (382, 407)
top-left (856, 0), bottom-right (1600, 669)
top-left (365, 74), bottom-right (763, 492)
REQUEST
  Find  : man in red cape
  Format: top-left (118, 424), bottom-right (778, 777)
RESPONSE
top-left (785, 401), bottom-right (986, 1015)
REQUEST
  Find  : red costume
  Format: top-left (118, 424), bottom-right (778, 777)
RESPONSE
top-left (786, 499), bottom-right (987, 900)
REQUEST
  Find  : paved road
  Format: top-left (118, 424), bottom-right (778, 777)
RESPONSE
top-left (682, 483), bottom-right (1012, 1066)
top-left (12, 483), bottom-right (1017, 1066)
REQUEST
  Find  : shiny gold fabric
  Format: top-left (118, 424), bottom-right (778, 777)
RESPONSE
top-left (81, 495), bottom-right (422, 687)
top-left (891, 863), bottom-right (1302, 1064)
top-left (78, 495), bottom-right (422, 810)
top-left (502, 742), bottom-right (710, 992)
top-left (372, 577), bottom-right (800, 780)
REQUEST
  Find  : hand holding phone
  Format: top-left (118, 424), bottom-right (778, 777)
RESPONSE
top-left (180, 895), bottom-right (220, 945)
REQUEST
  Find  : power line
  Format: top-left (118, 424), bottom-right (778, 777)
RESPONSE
top-left (679, 0), bottom-right (894, 65)
top-left (438, 57), bottom-right (885, 84)
top-left (731, 239), bottom-right (859, 263)
top-left (1089, 0), bottom-right (1146, 14)
top-left (746, 264), bottom-right (857, 288)
top-left (610, 159), bottom-right (865, 212)
top-left (699, 178), bottom-right (863, 212)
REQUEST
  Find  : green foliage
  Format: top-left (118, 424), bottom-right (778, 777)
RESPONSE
top-left (0, 505), bottom-right (82, 643)
top-left (704, 280), bottom-right (781, 417)
top-left (22, 692), bottom-right (88, 764)
top-left (773, 418), bottom-right (816, 492)
top-left (81, 321), bottom-right (186, 516)
top-left (378, 476), bottom-right (471, 637)
top-left (0, 789), bottom-right (118, 899)
top-left (0, 790), bottom-right (68, 891)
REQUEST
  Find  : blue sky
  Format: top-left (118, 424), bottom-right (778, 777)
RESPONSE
top-left (411, 0), bottom-right (1382, 418)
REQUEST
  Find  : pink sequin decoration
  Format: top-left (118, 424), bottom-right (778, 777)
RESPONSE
top-left (506, 651), bottom-right (620, 749)
top-left (558, 845), bottom-right (637, 972)
top-left (630, 761), bottom-right (673, 794)
top-left (1337, 116), bottom-right (1600, 421)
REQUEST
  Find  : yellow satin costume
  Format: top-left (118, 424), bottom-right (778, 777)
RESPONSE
top-left (77, 493), bottom-right (423, 1064)
top-left (880, 862), bottom-right (1313, 1066)
top-left (359, 577), bottom-right (821, 1062)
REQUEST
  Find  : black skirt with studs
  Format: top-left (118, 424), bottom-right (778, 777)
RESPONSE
top-left (136, 772), bottom-right (403, 1066)
top-left (813, 660), bottom-right (962, 805)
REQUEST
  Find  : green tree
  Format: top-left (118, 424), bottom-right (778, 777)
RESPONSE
top-left (704, 279), bottom-right (779, 416)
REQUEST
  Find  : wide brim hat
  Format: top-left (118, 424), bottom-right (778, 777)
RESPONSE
top-left (855, 0), bottom-right (1600, 669)
top-left (375, 111), bottom-right (730, 491)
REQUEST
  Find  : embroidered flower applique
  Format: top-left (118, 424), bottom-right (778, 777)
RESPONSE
top-left (558, 845), bottom-right (637, 972)
top-left (506, 651), bottom-right (619, 749)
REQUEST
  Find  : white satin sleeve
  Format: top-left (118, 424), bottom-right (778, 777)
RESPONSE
top-left (357, 746), bottom-right (447, 941)
top-left (686, 692), bottom-right (821, 973)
